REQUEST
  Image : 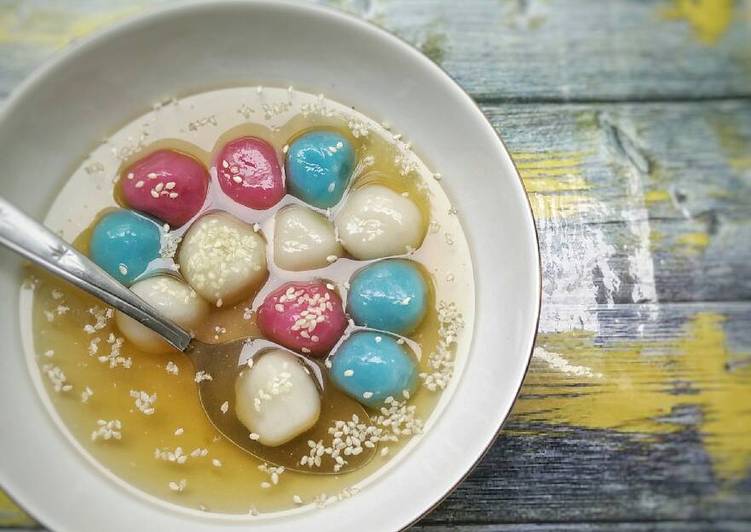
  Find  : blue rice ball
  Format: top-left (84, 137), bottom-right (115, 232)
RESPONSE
top-left (285, 130), bottom-right (355, 209)
top-left (89, 209), bottom-right (161, 285)
top-left (329, 331), bottom-right (418, 408)
top-left (347, 259), bottom-right (429, 335)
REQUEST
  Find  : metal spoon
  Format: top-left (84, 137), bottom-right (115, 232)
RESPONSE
top-left (0, 196), bottom-right (375, 474)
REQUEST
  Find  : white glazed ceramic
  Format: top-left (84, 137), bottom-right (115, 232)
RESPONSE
top-left (0, 1), bottom-right (540, 530)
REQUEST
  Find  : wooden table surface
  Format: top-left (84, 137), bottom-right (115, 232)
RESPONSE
top-left (1, 1), bottom-right (749, 530)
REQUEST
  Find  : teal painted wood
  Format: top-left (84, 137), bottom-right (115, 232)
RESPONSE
top-left (413, 523), bottom-right (751, 532)
top-left (0, 1), bottom-right (749, 102)
top-left (419, 302), bottom-right (751, 525)
top-left (352, 0), bottom-right (751, 102)
top-left (479, 100), bottom-right (751, 308)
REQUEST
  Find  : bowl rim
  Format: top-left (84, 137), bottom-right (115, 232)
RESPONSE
top-left (0, 1), bottom-right (542, 529)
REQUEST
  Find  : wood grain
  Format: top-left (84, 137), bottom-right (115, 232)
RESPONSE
top-left (413, 523), bottom-right (751, 532)
top-left (420, 303), bottom-right (751, 525)
top-left (480, 100), bottom-right (751, 307)
top-left (0, 0), bottom-right (749, 530)
top-left (0, 1), bottom-right (749, 102)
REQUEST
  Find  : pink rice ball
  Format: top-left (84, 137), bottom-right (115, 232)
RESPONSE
top-left (215, 137), bottom-right (285, 210)
top-left (120, 149), bottom-right (209, 227)
top-left (257, 281), bottom-right (347, 357)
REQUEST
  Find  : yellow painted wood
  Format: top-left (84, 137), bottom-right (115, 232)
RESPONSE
top-left (522, 313), bottom-right (751, 481)
top-left (0, 491), bottom-right (34, 528)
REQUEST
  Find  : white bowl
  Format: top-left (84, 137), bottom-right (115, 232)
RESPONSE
top-left (0, 1), bottom-right (540, 530)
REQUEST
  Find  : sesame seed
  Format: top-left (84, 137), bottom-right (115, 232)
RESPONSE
top-left (249, 433), bottom-right (260, 440)
top-left (150, 190), bottom-right (159, 198)
top-left (222, 160), bottom-right (229, 168)
top-left (375, 336), bottom-right (382, 343)
top-left (194, 371), bottom-right (213, 383)
top-left (343, 369), bottom-right (354, 377)
top-left (168, 479), bottom-right (186, 492)
top-left (43, 349), bottom-right (54, 358)
top-left (260, 481), bottom-right (271, 489)
top-left (80, 386), bottom-right (94, 403)
top-left (232, 175), bottom-right (242, 184)
top-left (293, 495), bottom-right (303, 504)
top-left (169, 192), bottom-right (178, 199)
top-left (147, 172), bottom-right (158, 179)
top-left (363, 392), bottom-right (373, 399)
top-left (166, 361), bottom-right (179, 375)
top-left (155, 182), bottom-right (164, 192)
top-left (165, 181), bottom-right (176, 190)
top-left (174, 427), bottom-right (184, 436)
top-left (326, 255), bottom-right (338, 263)
top-left (212, 458), bottom-right (222, 468)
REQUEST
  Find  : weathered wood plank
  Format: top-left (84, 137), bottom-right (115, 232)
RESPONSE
top-left (365, 0), bottom-right (751, 101)
top-left (478, 100), bottom-right (751, 315)
top-left (0, 492), bottom-right (34, 529)
top-left (420, 302), bottom-right (751, 525)
top-left (0, 0), bottom-right (749, 102)
top-left (413, 522), bottom-right (751, 531)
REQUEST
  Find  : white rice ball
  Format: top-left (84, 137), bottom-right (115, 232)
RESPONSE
top-left (235, 349), bottom-right (321, 447)
top-left (178, 212), bottom-right (267, 306)
top-left (335, 184), bottom-right (423, 260)
top-left (116, 275), bottom-right (209, 353)
top-left (273, 204), bottom-right (342, 271)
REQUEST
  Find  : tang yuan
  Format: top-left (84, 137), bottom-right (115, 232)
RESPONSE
top-left (119, 149), bottom-right (209, 227)
top-left (348, 259), bottom-right (429, 335)
top-left (235, 349), bottom-right (321, 446)
top-left (286, 130), bottom-right (354, 208)
top-left (335, 184), bottom-right (424, 260)
top-left (178, 212), bottom-right (267, 306)
top-left (26, 87), bottom-right (475, 515)
top-left (89, 209), bottom-right (161, 286)
top-left (329, 331), bottom-right (418, 409)
top-left (215, 137), bottom-right (285, 210)
top-left (116, 275), bottom-right (209, 353)
top-left (257, 281), bottom-right (347, 356)
top-left (273, 204), bottom-right (342, 271)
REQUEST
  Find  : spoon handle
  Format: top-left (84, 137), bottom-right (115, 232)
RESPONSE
top-left (0, 196), bottom-right (192, 351)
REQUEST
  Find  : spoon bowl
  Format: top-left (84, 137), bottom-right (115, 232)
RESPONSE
top-left (187, 337), bottom-right (376, 474)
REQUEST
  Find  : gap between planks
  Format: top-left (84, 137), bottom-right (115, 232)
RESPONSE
top-left (472, 94), bottom-right (751, 106)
